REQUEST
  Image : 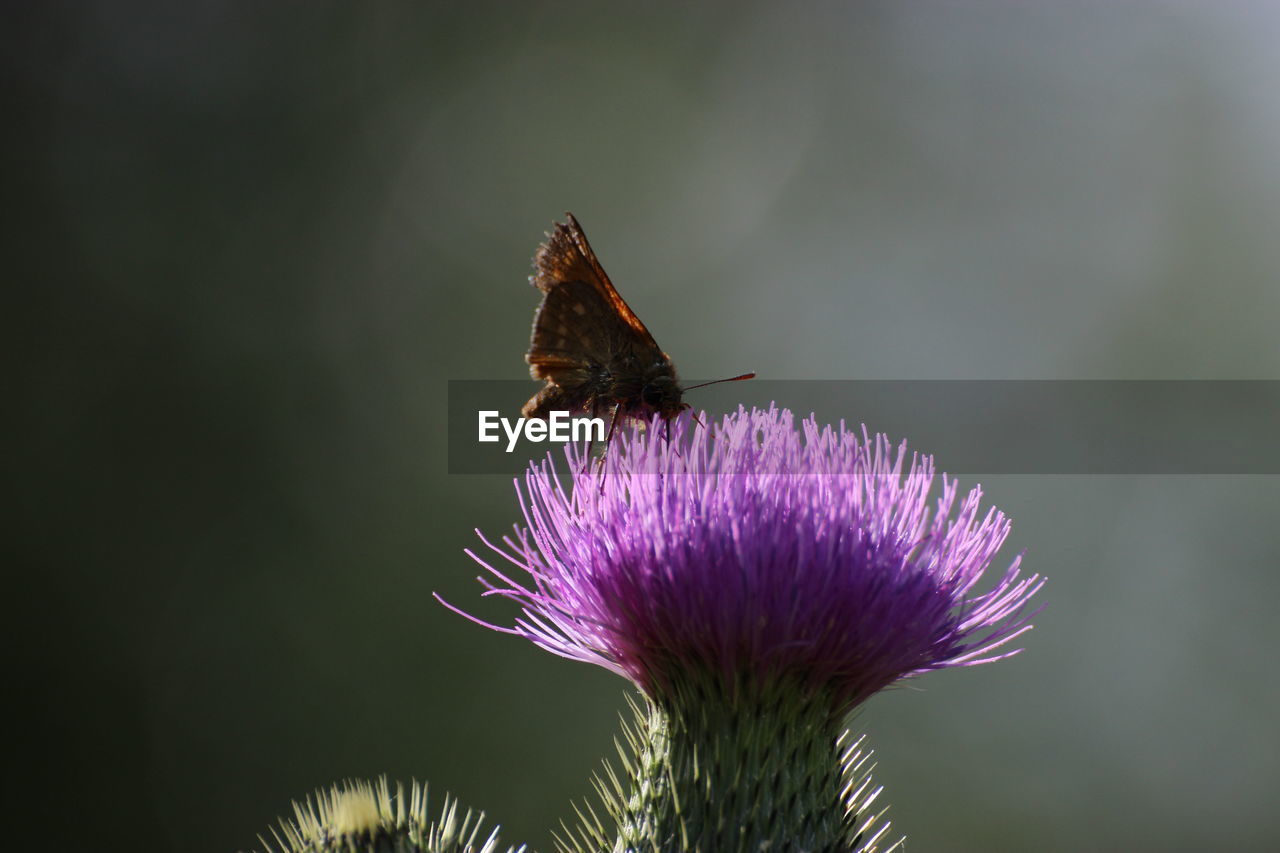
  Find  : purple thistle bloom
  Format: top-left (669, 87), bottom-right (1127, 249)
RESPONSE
top-left (447, 406), bottom-right (1042, 715)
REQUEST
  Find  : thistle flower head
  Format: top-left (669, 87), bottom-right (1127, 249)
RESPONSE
top-left (449, 406), bottom-right (1042, 716)
top-left (256, 778), bottom-right (518, 853)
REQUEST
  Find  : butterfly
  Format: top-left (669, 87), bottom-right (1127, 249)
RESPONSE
top-left (521, 213), bottom-right (752, 441)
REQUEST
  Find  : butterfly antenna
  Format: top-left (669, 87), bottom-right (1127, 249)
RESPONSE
top-left (683, 372), bottom-right (756, 392)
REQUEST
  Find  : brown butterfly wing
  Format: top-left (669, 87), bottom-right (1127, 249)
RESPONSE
top-left (526, 279), bottom-right (633, 376)
top-left (524, 215), bottom-right (672, 418)
top-left (531, 213), bottom-right (657, 342)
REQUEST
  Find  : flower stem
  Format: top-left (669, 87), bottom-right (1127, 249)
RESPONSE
top-left (617, 672), bottom-right (855, 852)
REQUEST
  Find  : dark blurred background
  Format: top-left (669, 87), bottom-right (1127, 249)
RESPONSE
top-left (8, 2), bottom-right (1280, 851)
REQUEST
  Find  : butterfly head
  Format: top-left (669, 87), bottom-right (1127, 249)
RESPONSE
top-left (639, 369), bottom-right (687, 420)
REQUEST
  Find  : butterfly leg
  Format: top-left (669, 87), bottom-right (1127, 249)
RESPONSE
top-left (663, 414), bottom-right (687, 463)
top-left (579, 420), bottom-right (597, 476)
top-left (595, 402), bottom-right (623, 493)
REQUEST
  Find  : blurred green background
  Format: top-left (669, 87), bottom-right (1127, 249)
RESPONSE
top-left (9, 2), bottom-right (1280, 851)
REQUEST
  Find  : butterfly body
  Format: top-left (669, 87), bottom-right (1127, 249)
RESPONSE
top-left (522, 214), bottom-right (687, 422)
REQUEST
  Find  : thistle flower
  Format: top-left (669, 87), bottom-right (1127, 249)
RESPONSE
top-left (444, 406), bottom-right (1043, 850)
top-left (256, 778), bottom-right (520, 853)
top-left (452, 406), bottom-right (1040, 712)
